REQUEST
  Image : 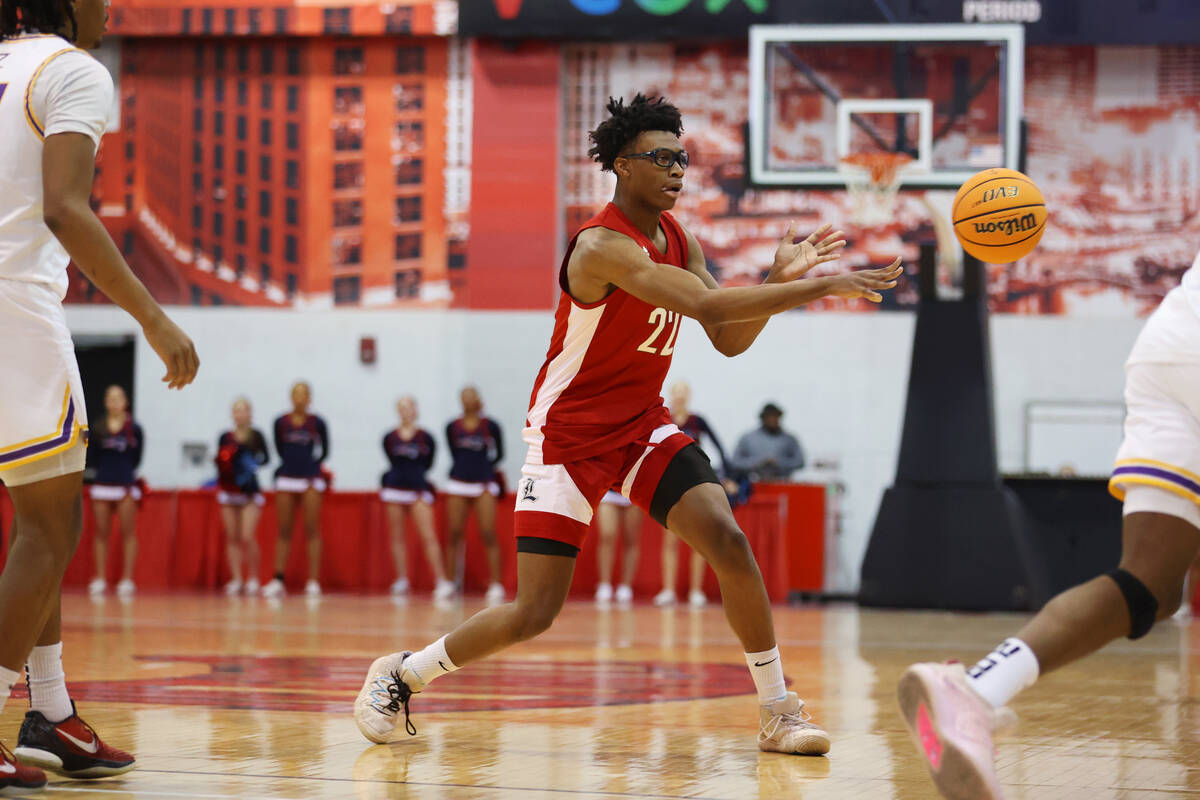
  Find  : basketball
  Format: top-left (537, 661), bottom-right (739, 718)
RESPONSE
top-left (952, 168), bottom-right (1048, 262)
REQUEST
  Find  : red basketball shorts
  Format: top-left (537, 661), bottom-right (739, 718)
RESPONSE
top-left (513, 423), bottom-right (694, 550)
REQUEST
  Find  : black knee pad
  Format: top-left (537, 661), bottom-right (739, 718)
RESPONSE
top-left (1108, 568), bottom-right (1158, 640)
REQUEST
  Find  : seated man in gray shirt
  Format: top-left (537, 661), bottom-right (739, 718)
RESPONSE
top-left (731, 403), bottom-right (805, 481)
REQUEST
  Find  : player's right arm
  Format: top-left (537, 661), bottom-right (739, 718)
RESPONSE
top-left (572, 227), bottom-right (901, 326)
top-left (37, 55), bottom-right (198, 389)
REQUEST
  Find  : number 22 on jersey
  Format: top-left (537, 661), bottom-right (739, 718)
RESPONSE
top-left (637, 307), bottom-right (682, 356)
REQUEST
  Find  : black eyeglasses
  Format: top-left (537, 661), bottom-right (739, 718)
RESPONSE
top-left (621, 148), bottom-right (690, 170)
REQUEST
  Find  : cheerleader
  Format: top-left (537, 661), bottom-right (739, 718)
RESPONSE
top-left (215, 397), bottom-right (269, 595)
top-left (444, 386), bottom-right (505, 604)
top-left (262, 381), bottom-right (328, 598)
top-left (381, 396), bottom-right (454, 600)
top-left (87, 385), bottom-right (144, 597)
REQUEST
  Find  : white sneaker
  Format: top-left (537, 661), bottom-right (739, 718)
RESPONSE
top-left (614, 584), bottom-right (633, 605)
top-left (758, 691), bottom-right (831, 756)
top-left (116, 579), bottom-right (136, 597)
top-left (433, 579), bottom-right (457, 601)
top-left (688, 589), bottom-right (707, 608)
top-left (224, 579), bottom-right (243, 596)
top-left (594, 583), bottom-right (614, 604)
top-left (87, 577), bottom-right (106, 596)
top-left (261, 578), bottom-right (285, 598)
top-left (897, 662), bottom-right (1007, 800)
top-left (245, 578), bottom-right (260, 595)
top-left (652, 588), bottom-right (677, 607)
top-left (305, 579), bottom-right (322, 597)
top-left (485, 582), bottom-right (506, 606)
top-left (354, 651), bottom-right (422, 743)
top-left (390, 578), bottom-right (410, 596)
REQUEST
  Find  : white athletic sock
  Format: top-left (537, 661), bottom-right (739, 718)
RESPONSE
top-left (405, 635), bottom-right (460, 687)
top-left (0, 665), bottom-right (20, 715)
top-left (966, 637), bottom-right (1040, 709)
top-left (27, 642), bottom-right (73, 723)
top-left (745, 646), bottom-right (787, 705)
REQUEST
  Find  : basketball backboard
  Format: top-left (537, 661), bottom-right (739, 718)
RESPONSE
top-left (748, 24), bottom-right (1025, 190)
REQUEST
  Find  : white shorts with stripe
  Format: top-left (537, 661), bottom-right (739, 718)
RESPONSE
top-left (0, 280), bottom-right (87, 481)
top-left (1109, 361), bottom-right (1200, 529)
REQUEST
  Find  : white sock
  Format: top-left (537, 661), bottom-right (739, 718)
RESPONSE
top-left (27, 642), bottom-right (73, 723)
top-left (0, 665), bottom-right (20, 715)
top-left (966, 637), bottom-right (1040, 709)
top-left (405, 635), bottom-right (459, 687)
top-left (745, 646), bottom-right (787, 704)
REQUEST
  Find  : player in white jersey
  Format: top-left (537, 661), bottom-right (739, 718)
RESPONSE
top-left (898, 250), bottom-right (1200, 800)
top-left (0, 0), bottom-right (198, 790)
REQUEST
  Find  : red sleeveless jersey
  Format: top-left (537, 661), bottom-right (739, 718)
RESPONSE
top-left (524, 203), bottom-right (690, 465)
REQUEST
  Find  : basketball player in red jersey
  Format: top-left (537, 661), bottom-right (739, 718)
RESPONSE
top-left (356, 94), bottom-right (902, 754)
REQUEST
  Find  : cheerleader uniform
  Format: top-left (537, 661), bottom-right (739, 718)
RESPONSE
top-left (381, 428), bottom-right (436, 505)
top-left (89, 419), bottom-right (144, 501)
top-left (273, 413), bottom-right (329, 493)
top-left (216, 428), bottom-right (269, 506)
top-left (445, 417), bottom-right (503, 497)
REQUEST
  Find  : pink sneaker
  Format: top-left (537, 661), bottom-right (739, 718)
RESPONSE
top-left (897, 662), bottom-right (1007, 800)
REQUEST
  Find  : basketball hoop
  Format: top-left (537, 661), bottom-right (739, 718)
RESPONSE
top-left (838, 152), bottom-right (913, 227)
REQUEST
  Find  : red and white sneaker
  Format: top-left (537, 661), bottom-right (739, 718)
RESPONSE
top-left (0, 739), bottom-right (46, 792)
top-left (14, 704), bottom-right (135, 778)
top-left (897, 662), bottom-right (1008, 800)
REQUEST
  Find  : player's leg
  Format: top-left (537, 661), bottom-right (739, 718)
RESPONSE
top-left (443, 493), bottom-right (470, 588)
top-left (355, 458), bottom-right (600, 743)
top-left (636, 441), bottom-right (830, 755)
top-left (617, 504), bottom-right (642, 602)
top-left (687, 549), bottom-right (707, 607)
top-left (386, 502), bottom-right (409, 595)
top-left (412, 498), bottom-right (451, 593)
top-left (90, 497), bottom-right (113, 593)
top-left (898, 361), bottom-right (1200, 800)
top-left (655, 528), bottom-right (679, 605)
top-left (355, 549), bottom-right (575, 742)
top-left (17, 582), bottom-right (135, 778)
top-left (302, 487), bottom-right (322, 593)
top-left (240, 502), bottom-right (262, 592)
top-left (265, 490), bottom-right (297, 596)
top-left (221, 504), bottom-right (243, 592)
top-left (0, 471), bottom-right (80, 789)
top-left (115, 494), bottom-right (137, 594)
top-left (476, 490), bottom-right (505, 603)
top-left (595, 502), bottom-right (618, 601)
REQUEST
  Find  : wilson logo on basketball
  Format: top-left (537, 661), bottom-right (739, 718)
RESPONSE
top-left (973, 213), bottom-right (1039, 236)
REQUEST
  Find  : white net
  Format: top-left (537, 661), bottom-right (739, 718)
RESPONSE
top-left (837, 152), bottom-right (913, 227)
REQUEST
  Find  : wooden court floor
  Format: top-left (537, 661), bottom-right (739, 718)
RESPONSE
top-left (4, 594), bottom-right (1198, 799)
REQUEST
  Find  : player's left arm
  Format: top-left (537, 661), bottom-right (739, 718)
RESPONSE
top-left (682, 223), bottom-right (845, 357)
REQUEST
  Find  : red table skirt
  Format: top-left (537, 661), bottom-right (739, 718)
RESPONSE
top-left (0, 486), bottom-right (825, 601)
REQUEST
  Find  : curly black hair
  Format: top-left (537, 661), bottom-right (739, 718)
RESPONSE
top-left (1, 0), bottom-right (77, 41)
top-left (587, 93), bottom-right (683, 173)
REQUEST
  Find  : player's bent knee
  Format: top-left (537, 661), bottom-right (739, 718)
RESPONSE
top-left (706, 522), bottom-right (755, 572)
top-left (1108, 568), bottom-right (1159, 639)
top-left (511, 601), bottom-right (560, 641)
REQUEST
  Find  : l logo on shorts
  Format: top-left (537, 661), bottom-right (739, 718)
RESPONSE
top-left (520, 478), bottom-right (537, 503)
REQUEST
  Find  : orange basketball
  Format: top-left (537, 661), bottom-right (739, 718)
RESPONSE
top-left (952, 168), bottom-right (1048, 263)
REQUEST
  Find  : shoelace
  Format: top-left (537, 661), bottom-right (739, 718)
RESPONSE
top-left (0, 739), bottom-right (21, 766)
top-left (369, 671), bottom-right (417, 736)
top-left (759, 706), bottom-right (815, 741)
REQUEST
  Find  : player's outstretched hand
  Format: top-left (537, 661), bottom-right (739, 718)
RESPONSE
top-left (772, 222), bottom-right (847, 282)
top-left (143, 314), bottom-right (200, 389)
top-left (828, 258), bottom-right (904, 303)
